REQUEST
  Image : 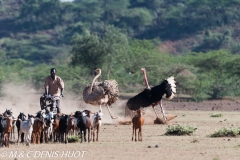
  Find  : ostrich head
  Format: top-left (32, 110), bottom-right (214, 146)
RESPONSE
top-left (94, 68), bottom-right (101, 76)
top-left (141, 68), bottom-right (145, 72)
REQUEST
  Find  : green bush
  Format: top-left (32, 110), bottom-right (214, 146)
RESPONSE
top-left (165, 124), bottom-right (197, 136)
top-left (210, 113), bottom-right (223, 117)
top-left (68, 135), bottom-right (80, 143)
top-left (209, 127), bottom-right (240, 137)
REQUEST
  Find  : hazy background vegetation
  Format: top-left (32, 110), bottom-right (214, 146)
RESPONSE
top-left (1, 0), bottom-right (240, 101)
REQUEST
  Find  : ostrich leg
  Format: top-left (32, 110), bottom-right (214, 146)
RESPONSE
top-left (106, 105), bottom-right (118, 119)
top-left (152, 106), bottom-right (159, 118)
top-left (159, 100), bottom-right (167, 121)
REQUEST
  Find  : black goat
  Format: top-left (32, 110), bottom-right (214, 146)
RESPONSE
top-left (59, 114), bottom-right (69, 144)
top-left (75, 110), bottom-right (91, 143)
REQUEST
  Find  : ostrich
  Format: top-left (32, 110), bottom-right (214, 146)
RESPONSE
top-left (83, 68), bottom-right (119, 119)
top-left (126, 68), bottom-right (176, 121)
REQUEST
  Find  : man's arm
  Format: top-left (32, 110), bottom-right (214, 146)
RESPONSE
top-left (45, 88), bottom-right (49, 96)
top-left (61, 88), bottom-right (64, 97)
top-left (59, 76), bottom-right (64, 97)
top-left (44, 76), bottom-right (49, 96)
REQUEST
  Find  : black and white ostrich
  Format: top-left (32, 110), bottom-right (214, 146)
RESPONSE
top-left (126, 68), bottom-right (176, 121)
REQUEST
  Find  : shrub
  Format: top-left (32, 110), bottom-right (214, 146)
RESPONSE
top-left (68, 135), bottom-right (80, 143)
top-left (209, 127), bottom-right (240, 137)
top-left (210, 113), bottom-right (223, 117)
top-left (165, 124), bottom-right (197, 136)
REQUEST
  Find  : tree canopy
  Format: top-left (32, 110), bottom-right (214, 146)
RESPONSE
top-left (1, 0), bottom-right (240, 101)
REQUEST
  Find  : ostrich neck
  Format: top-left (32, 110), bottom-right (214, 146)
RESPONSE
top-left (142, 69), bottom-right (150, 89)
top-left (88, 70), bottom-right (101, 94)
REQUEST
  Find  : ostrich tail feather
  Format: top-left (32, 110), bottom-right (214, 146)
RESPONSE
top-left (166, 76), bottom-right (176, 100)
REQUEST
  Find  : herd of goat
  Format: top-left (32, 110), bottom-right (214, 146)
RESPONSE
top-left (0, 108), bottom-right (145, 148)
top-left (0, 108), bottom-right (107, 147)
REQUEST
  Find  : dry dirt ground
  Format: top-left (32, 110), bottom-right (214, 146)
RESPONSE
top-left (1, 84), bottom-right (240, 160)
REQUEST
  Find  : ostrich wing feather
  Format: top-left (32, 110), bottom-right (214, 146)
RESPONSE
top-left (103, 80), bottom-right (119, 105)
top-left (83, 82), bottom-right (105, 105)
top-left (126, 89), bottom-right (152, 110)
top-left (166, 76), bottom-right (176, 99)
top-left (82, 80), bottom-right (119, 106)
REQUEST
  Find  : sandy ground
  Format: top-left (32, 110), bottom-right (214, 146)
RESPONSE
top-left (1, 84), bottom-right (240, 160)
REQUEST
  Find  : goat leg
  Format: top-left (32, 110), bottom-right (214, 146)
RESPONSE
top-left (135, 128), bottom-right (137, 142)
top-left (132, 126), bottom-right (134, 141)
top-left (17, 131), bottom-right (20, 146)
top-left (91, 129), bottom-right (93, 142)
top-left (31, 132), bottom-right (34, 144)
top-left (27, 133), bottom-right (31, 146)
top-left (93, 129), bottom-right (95, 142)
top-left (88, 128), bottom-right (90, 143)
top-left (6, 133), bottom-right (9, 147)
top-left (65, 131), bottom-right (68, 144)
top-left (96, 126), bottom-right (99, 142)
top-left (84, 130), bottom-right (87, 142)
top-left (80, 130), bottom-right (83, 143)
top-left (13, 126), bottom-right (15, 140)
top-left (138, 129), bottom-right (140, 141)
top-left (0, 134), bottom-right (2, 147)
top-left (139, 128), bottom-right (142, 141)
top-left (25, 133), bottom-right (28, 146)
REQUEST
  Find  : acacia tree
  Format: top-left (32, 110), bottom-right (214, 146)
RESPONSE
top-left (70, 25), bottom-right (129, 78)
top-left (70, 30), bottom-right (103, 71)
top-left (100, 25), bottom-right (129, 73)
top-left (184, 50), bottom-right (236, 100)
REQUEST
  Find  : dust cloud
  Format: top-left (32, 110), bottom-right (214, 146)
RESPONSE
top-left (0, 83), bottom-right (159, 124)
top-left (0, 83), bottom-right (42, 117)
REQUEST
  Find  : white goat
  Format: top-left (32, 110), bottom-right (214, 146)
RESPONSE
top-left (17, 115), bottom-right (34, 146)
top-left (91, 111), bottom-right (103, 142)
top-left (43, 111), bottom-right (54, 142)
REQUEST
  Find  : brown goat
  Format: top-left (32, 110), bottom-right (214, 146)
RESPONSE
top-left (3, 117), bottom-right (13, 147)
top-left (67, 116), bottom-right (75, 136)
top-left (52, 114), bottom-right (61, 142)
top-left (31, 118), bottom-right (45, 144)
top-left (132, 109), bottom-right (144, 141)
